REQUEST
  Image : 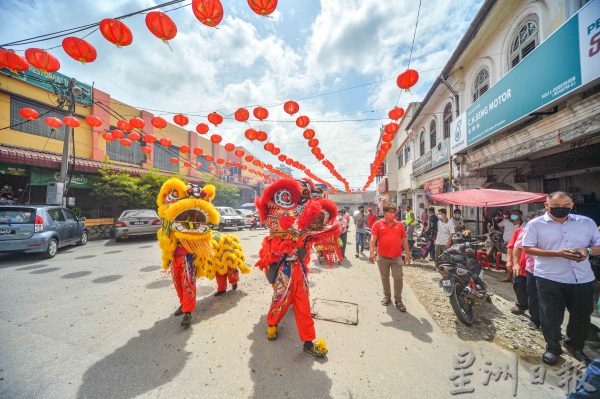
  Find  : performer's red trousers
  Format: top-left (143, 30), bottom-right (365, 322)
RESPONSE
top-left (172, 254), bottom-right (196, 313)
top-left (267, 263), bottom-right (316, 342)
top-left (216, 268), bottom-right (239, 292)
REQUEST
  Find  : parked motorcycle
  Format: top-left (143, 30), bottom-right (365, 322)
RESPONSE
top-left (436, 239), bottom-right (489, 325)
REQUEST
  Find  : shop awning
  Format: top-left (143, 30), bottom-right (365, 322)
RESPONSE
top-left (430, 188), bottom-right (547, 207)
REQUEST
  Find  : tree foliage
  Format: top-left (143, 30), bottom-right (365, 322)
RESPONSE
top-left (205, 176), bottom-right (240, 207)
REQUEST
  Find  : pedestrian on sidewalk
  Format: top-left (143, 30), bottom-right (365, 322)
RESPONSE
top-left (500, 210), bottom-right (524, 282)
top-left (404, 205), bottom-right (417, 241)
top-left (434, 209), bottom-right (455, 265)
top-left (507, 224), bottom-right (527, 315)
top-left (523, 191), bottom-right (600, 366)
top-left (354, 205), bottom-right (367, 258)
top-left (338, 209), bottom-right (349, 259)
top-left (426, 207), bottom-right (439, 261)
top-left (369, 203), bottom-right (410, 312)
top-left (452, 209), bottom-right (465, 233)
top-left (419, 203), bottom-right (428, 228)
top-left (514, 210), bottom-right (544, 330)
top-left (367, 208), bottom-right (377, 229)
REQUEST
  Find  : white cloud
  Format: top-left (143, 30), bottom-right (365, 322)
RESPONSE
top-left (0, 0), bottom-right (482, 190)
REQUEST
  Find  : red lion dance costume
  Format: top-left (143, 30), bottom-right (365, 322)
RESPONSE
top-left (255, 178), bottom-right (341, 357)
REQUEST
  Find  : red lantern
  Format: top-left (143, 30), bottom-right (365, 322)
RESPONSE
top-left (205, 155), bottom-right (214, 162)
top-left (225, 161), bottom-right (233, 168)
top-left (85, 115), bottom-right (102, 127)
top-left (117, 120), bottom-right (131, 132)
top-left (264, 142), bottom-right (274, 152)
top-left (196, 123), bottom-right (209, 134)
top-left (128, 132), bottom-right (141, 141)
top-left (145, 12), bottom-right (177, 43)
top-left (170, 157), bottom-right (179, 164)
top-left (180, 145), bottom-right (191, 153)
top-left (129, 117), bottom-right (145, 129)
top-left (100, 19), bottom-right (133, 48)
top-left (296, 115), bottom-right (310, 128)
top-left (316, 153), bottom-right (325, 161)
top-left (381, 142), bottom-right (392, 151)
top-left (272, 147), bottom-right (280, 155)
top-left (44, 117), bottom-right (62, 128)
top-left (285, 158), bottom-right (293, 165)
top-left (234, 149), bottom-right (244, 157)
top-left (208, 165), bottom-right (215, 171)
top-left (234, 108), bottom-right (249, 122)
top-left (143, 134), bottom-right (157, 144)
top-left (183, 161), bottom-right (192, 167)
top-left (278, 154), bottom-right (287, 162)
top-left (207, 112), bottom-right (223, 126)
top-left (173, 114), bottom-right (189, 127)
top-left (253, 160), bottom-right (260, 166)
top-left (224, 143), bottom-right (235, 152)
top-left (192, 0), bottom-right (224, 28)
top-left (311, 147), bottom-right (321, 156)
top-left (244, 128), bottom-right (257, 140)
top-left (111, 129), bottom-right (125, 139)
top-left (235, 162), bottom-right (242, 168)
top-left (248, 0), bottom-right (278, 16)
top-left (120, 139), bottom-right (132, 147)
top-left (102, 132), bottom-right (113, 141)
top-left (384, 122), bottom-right (399, 135)
top-left (141, 146), bottom-right (152, 154)
top-left (62, 116), bottom-right (80, 128)
top-left (382, 133), bottom-right (393, 143)
top-left (388, 107), bottom-right (405, 121)
top-left (151, 116), bottom-right (167, 129)
top-left (256, 131), bottom-right (268, 142)
top-left (303, 129), bottom-right (315, 140)
top-left (25, 48), bottom-right (60, 73)
top-left (210, 134), bottom-right (222, 144)
top-left (396, 69), bottom-right (419, 90)
top-left (307, 138), bottom-right (319, 148)
top-left (253, 106), bottom-right (269, 121)
top-left (159, 137), bottom-right (172, 147)
top-left (62, 37), bottom-right (97, 63)
top-left (283, 100), bottom-right (299, 115)
top-left (19, 108), bottom-right (39, 121)
top-left (216, 158), bottom-right (225, 165)
top-left (245, 155), bottom-right (254, 162)
top-left (2, 50), bottom-right (29, 72)
top-left (193, 147), bottom-right (204, 156)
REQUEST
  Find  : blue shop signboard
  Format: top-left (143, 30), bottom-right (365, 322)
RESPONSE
top-left (451, 0), bottom-right (600, 154)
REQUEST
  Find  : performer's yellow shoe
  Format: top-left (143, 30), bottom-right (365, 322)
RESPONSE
top-left (267, 325), bottom-right (278, 341)
top-left (303, 339), bottom-right (328, 357)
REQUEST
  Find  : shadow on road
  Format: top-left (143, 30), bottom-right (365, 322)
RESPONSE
top-left (247, 315), bottom-right (332, 399)
top-left (91, 275), bottom-right (123, 284)
top-left (103, 236), bottom-right (157, 247)
top-left (381, 306), bottom-right (434, 343)
top-left (62, 271), bottom-right (92, 279)
top-left (454, 298), bottom-right (501, 343)
top-left (76, 291), bottom-right (246, 399)
top-left (30, 267), bottom-right (60, 274)
top-left (15, 263), bottom-right (48, 271)
top-left (0, 253), bottom-right (47, 269)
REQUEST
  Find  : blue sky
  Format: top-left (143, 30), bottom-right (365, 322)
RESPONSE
top-left (0, 0), bottom-right (483, 190)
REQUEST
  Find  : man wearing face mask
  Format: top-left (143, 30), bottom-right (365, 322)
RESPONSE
top-left (523, 192), bottom-right (600, 366)
top-left (369, 203), bottom-right (410, 312)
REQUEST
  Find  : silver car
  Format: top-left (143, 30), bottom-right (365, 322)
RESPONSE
top-left (236, 209), bottom-right (254, 227)
top-left (215, 207), bottom-right (245, 231)
top-left (114, 209), bottom-right (160, 241)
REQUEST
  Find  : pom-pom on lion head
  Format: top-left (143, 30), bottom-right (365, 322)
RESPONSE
top-left (156, 177), bottom-right (220, 270)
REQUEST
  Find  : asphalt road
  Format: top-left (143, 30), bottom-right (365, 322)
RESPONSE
top-left (0, 228), bottom-right (566, 398)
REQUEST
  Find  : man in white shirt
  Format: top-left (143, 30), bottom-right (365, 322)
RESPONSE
top-left (434, 209), bottom-right (455, 265)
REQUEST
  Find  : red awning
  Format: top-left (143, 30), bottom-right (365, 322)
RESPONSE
top-left (430, 188), bottom-right (547, 207)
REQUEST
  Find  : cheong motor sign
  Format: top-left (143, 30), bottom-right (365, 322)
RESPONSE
top-left (451, 0), bottom-right (600, 155)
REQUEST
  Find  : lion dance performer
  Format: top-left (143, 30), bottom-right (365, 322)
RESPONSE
top-left (156, 178), bottom-right (250, 328)
top-left (255, 178), bottom-right (341, 357)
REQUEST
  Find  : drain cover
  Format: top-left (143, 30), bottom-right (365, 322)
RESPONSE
top-left (311, 298), bottom-right (358, 325)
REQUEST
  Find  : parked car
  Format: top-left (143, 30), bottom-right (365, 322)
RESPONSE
top-left (114, 209), bottom-right (161, 241)
top-left (215, 207), bottom-right (245, 230)
top-left (236, 209), bottom-right (254, 227)
top-left (0, 205), bottom-right (87, 258)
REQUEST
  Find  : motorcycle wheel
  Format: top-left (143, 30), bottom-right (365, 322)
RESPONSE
top-left (449, 281), bottom-right (474, 326)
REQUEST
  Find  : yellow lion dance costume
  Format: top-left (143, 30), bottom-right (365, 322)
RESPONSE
top-left (156, 177), bottom-right (250, 327)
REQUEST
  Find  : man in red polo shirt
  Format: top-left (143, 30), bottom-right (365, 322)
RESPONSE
top-left (369, 203), bottom-right (410, 312)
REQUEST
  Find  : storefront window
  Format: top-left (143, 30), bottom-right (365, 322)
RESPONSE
top-left (443, 103), bottom-right (453, 139)
top-left (106, 126), bottom-right (144, 165)
top-left (9, 97), bottom-right (67, 140)
top-left (509, 16), bottom-right (539, 69)
top-left (153, 143), bottom-right (179, 172)
top-left (473, 68), bottom-right (490, 102)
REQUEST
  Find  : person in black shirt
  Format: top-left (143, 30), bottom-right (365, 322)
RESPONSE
top-left (426, 207), bottom-right (439, 261)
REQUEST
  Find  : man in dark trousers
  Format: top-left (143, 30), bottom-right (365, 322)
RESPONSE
top-left (523, 192), bottom-right (600, 365)
top-left (425, 207), bottom-right (438, 261)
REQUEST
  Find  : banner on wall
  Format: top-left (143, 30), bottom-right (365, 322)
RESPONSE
top-left (451, 0), bottom-right (600, 155)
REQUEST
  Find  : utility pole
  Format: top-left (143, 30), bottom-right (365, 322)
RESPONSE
top-left (59, 78), bottom-right (77, 205)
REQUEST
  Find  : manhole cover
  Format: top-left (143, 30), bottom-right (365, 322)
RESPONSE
top-left (311, 298), bottom-right (358, 325)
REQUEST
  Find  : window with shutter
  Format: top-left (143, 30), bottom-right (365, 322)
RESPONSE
top-left (429, 120), bottom-right (437, 149)
top-left (509, 17), bottom-right (539, 70)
